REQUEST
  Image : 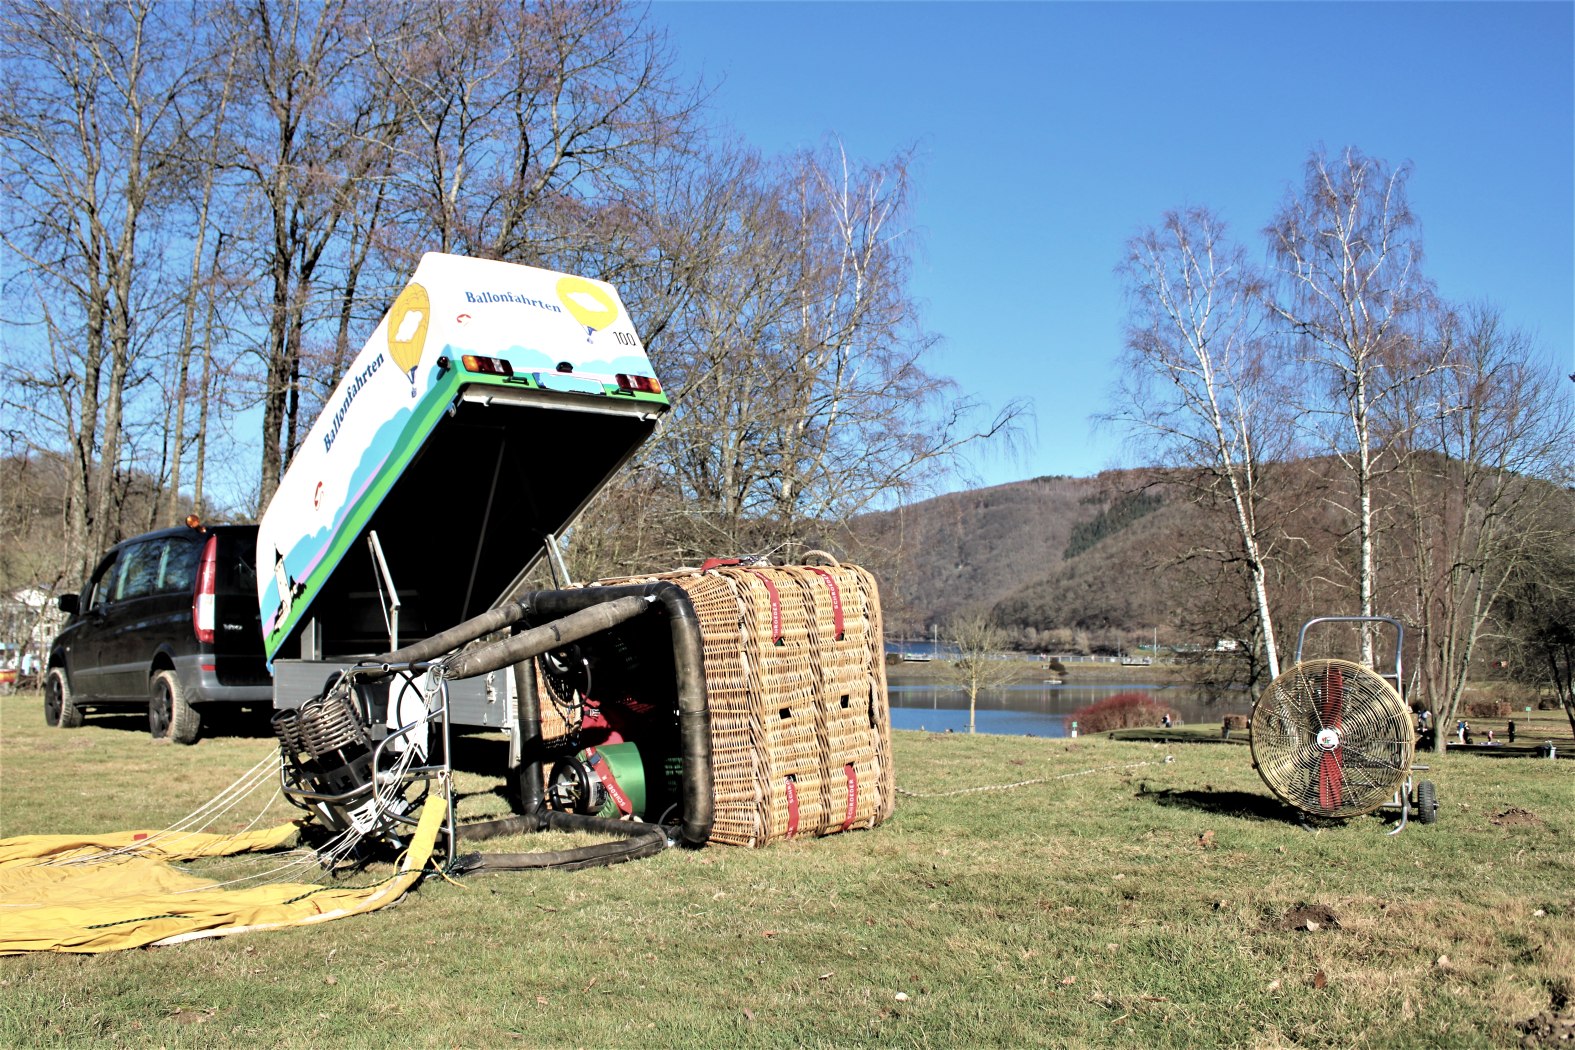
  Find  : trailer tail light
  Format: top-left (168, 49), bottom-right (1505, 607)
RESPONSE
top-left (193, 535), bottom-right (218, 644)
top-left (616, 373), bottom-right (662, 395)
top-left (461, 354), bottom-right (514, 377)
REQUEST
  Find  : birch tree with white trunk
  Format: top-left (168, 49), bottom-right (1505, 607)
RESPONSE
top-left (1266, 147), bottom-right (1439, 664)
top-left (1110, 207), bottom-right (1290, 682)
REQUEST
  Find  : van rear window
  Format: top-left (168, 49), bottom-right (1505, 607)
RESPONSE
top-left (217, 534), bottom-right (257, 593)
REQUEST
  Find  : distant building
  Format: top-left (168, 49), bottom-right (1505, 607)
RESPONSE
top-left (2, 587), bottom-right (66, 671)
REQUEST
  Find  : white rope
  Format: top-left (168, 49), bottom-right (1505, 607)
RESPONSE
top-left (50, 752), bottom-right (284, 866)
top-left (30, 672), bottom-right (452, 898)
top-left (894, 758), bottom-right (1169, 799)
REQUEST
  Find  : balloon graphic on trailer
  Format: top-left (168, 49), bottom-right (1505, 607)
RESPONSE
top-left (556, 275), bottom-right (619, 342)
top-left (386, 283), bottom-right (431, 396)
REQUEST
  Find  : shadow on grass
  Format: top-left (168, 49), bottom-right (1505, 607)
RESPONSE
top-left (73, 707), bottom-right (279, 741)
top-left (1144, 786), bottom-right (1291, 823)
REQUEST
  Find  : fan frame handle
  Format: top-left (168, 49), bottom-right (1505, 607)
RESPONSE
top-left (1294, 616), bottom-right (1405, 701)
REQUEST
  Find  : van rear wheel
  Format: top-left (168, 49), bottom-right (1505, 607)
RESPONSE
top-left (44, 668), bottom-right (83, 728)
top-left (150, 670), bottom-right (200, 745)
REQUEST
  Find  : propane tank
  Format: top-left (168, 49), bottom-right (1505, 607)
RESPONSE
top-left (549, 742), bottom-right (648, 818)
top-left (548, 742), bottom-right (686, 820)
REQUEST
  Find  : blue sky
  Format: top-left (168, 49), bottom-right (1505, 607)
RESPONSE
top-left (652, 1), bottom-right (1575, 490)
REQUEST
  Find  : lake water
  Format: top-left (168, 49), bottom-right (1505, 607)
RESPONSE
top-left (886, 680), bottom-right (1245, 738)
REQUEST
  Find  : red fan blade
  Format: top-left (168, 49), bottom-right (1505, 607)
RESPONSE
top-left (1317, 664), bottom-right (1345, 810)
top-left (1318, 748), bottom-right (1344, 810)
top-left (1321, 664), bottom-right (1344, 728)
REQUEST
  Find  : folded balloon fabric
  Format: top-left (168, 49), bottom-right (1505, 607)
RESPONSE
top-left (0, 798), bottom-right (444, 954)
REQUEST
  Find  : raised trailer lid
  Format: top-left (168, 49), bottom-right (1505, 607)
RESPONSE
top-left (256, 253), bottom-right (667, 664)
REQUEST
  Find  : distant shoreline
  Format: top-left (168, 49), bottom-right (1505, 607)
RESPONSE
top-left (887, 655), bottom-right (1191, 687)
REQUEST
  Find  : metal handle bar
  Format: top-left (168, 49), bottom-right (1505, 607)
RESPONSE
top-left (1294, 615), bottom-right (1405, 693)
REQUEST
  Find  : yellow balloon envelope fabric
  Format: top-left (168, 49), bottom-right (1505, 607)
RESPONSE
top-left (0, 799), bottom-right (444, 954)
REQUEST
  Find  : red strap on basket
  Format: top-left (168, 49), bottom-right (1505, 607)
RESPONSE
top-left (746, 570), bottom-right (785, 645)
top-left (807, 567), bottom-right (845, 640)
top-left (584, 746), bottom-right (633, 816)
top-left (784, 775), bottom-right (800, 838)
top-left (700, 557), bottom-right (742, 571)
top-left (842, 763), bottom-right (858, 831)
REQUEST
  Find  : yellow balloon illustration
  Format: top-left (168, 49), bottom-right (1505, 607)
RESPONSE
top-left (387, 283), bottom-right (431, 394)
top-left (556, 276), bottom-right (619, 341)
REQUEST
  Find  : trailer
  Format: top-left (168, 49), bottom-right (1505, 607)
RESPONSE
top-left (259, 253), bottom-right (666, 686)
top-left (259, 254), bottom-right (892, 869)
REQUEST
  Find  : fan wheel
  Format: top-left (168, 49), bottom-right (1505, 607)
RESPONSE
top-left (1250, 659), bottom-right (1414, 819)
top-left (1414, 780), bottom-right (1438, 824)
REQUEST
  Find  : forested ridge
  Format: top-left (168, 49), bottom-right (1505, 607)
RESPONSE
top-left (847, 456), bottom-right (1575, 734)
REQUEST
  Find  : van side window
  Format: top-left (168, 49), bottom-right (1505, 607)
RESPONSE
top-left (161, 536), bottom-right (204, 594)
top-left (85, 553), bottom-right (120, 611)
top-left (115, 541), bottom-right (162, 601)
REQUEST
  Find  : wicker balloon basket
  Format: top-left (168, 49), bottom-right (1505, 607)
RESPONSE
top-left (539, 556), bottom-right (893, 847)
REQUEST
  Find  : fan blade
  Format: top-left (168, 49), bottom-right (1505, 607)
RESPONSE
top-left (1321, 664), bottom-right (1344, 728)
top-left (1317, 748), bottom-right (1343, 810)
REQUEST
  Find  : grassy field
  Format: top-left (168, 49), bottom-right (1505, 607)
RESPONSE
top-left (1, 691), bottom-right (1571, 1049)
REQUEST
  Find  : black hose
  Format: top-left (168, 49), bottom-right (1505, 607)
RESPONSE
top-left (351, 581), bottom-right (714, 870)
top-left (509, 656), bottom-right (544, 816)
top-left (439, 595), bottom-right (654, 681)
top-left (519, 583), bottom-right (713, 848)
top-left (371, 600), bottom-right (528, 666)
top-left (449, 811), bottom-right (668, 874)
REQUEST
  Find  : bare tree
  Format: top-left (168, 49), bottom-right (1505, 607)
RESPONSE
top-left (1499, 510), bottom-right (1575, 738)
top-left (943, 613), bottom-right (1019, 734)
top-left (225, 0), bottom-right (399, 508)
top-left (641, 142), bottom-right (1026, 562)
top-left (1, 0), bottom-right (199, 575)
top-left (1266, 147), bottom-right (1439, 663)
top-left (1109, 207), bottom-right (1294, 683)
top-left (373, 0), bottom-right (701, 270)
top-left (162, 34), bottom-right (241, 524)
top-left (1390, 303), bottom-right (1575, 747)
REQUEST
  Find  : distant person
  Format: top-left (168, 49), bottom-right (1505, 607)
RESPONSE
top-left (1456, 720), bottom-right (1467, 744)
top-left (1162, 713), bottom-right (1172, 729)
top-left (1463, 723), bottom-right (1475, 745)
top-left (1485, 729), bottom-right (1496, 745)
top-left (1508, 719), bottom-right (1517, 743)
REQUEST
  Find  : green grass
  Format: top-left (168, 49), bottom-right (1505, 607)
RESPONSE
top-left (1, 692), bottom-right (1571, 1048)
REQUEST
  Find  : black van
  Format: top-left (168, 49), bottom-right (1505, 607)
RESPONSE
top-left (45, 521), bottom-right (272, 743)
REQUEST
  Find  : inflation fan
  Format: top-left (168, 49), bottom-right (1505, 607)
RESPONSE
top-left (1250, 616), bottom-right (1438, 831)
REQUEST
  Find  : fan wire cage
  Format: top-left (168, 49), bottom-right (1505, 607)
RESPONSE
top-left (1250, 658), bottom-right (1415, 818)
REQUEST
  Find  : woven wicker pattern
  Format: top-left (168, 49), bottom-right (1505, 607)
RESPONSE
top-left (595, 559), bottom-right (892, 846)
top-left (534, 663), bottom-right (573, 746)
top-left (782, 563), bottom-right (890, 830)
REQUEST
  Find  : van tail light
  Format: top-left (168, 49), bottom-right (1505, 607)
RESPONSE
top-left (193, 535), bottom-right (217, 644)
top-left (461, 354), bottom-right (513, 376)
top-left (616, 373), bottom-right (661, 395)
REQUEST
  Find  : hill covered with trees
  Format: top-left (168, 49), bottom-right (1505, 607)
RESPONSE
top-left (847, 454), bottom-right (1575, 738)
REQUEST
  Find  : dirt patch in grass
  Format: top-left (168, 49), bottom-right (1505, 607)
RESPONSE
top-left (1516, 982), bottom-right (1574, 1049)
top-left (1277, 903), bottom-right (1341, 932)
top-left (1491, 807), bottom-right (1544, 828)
